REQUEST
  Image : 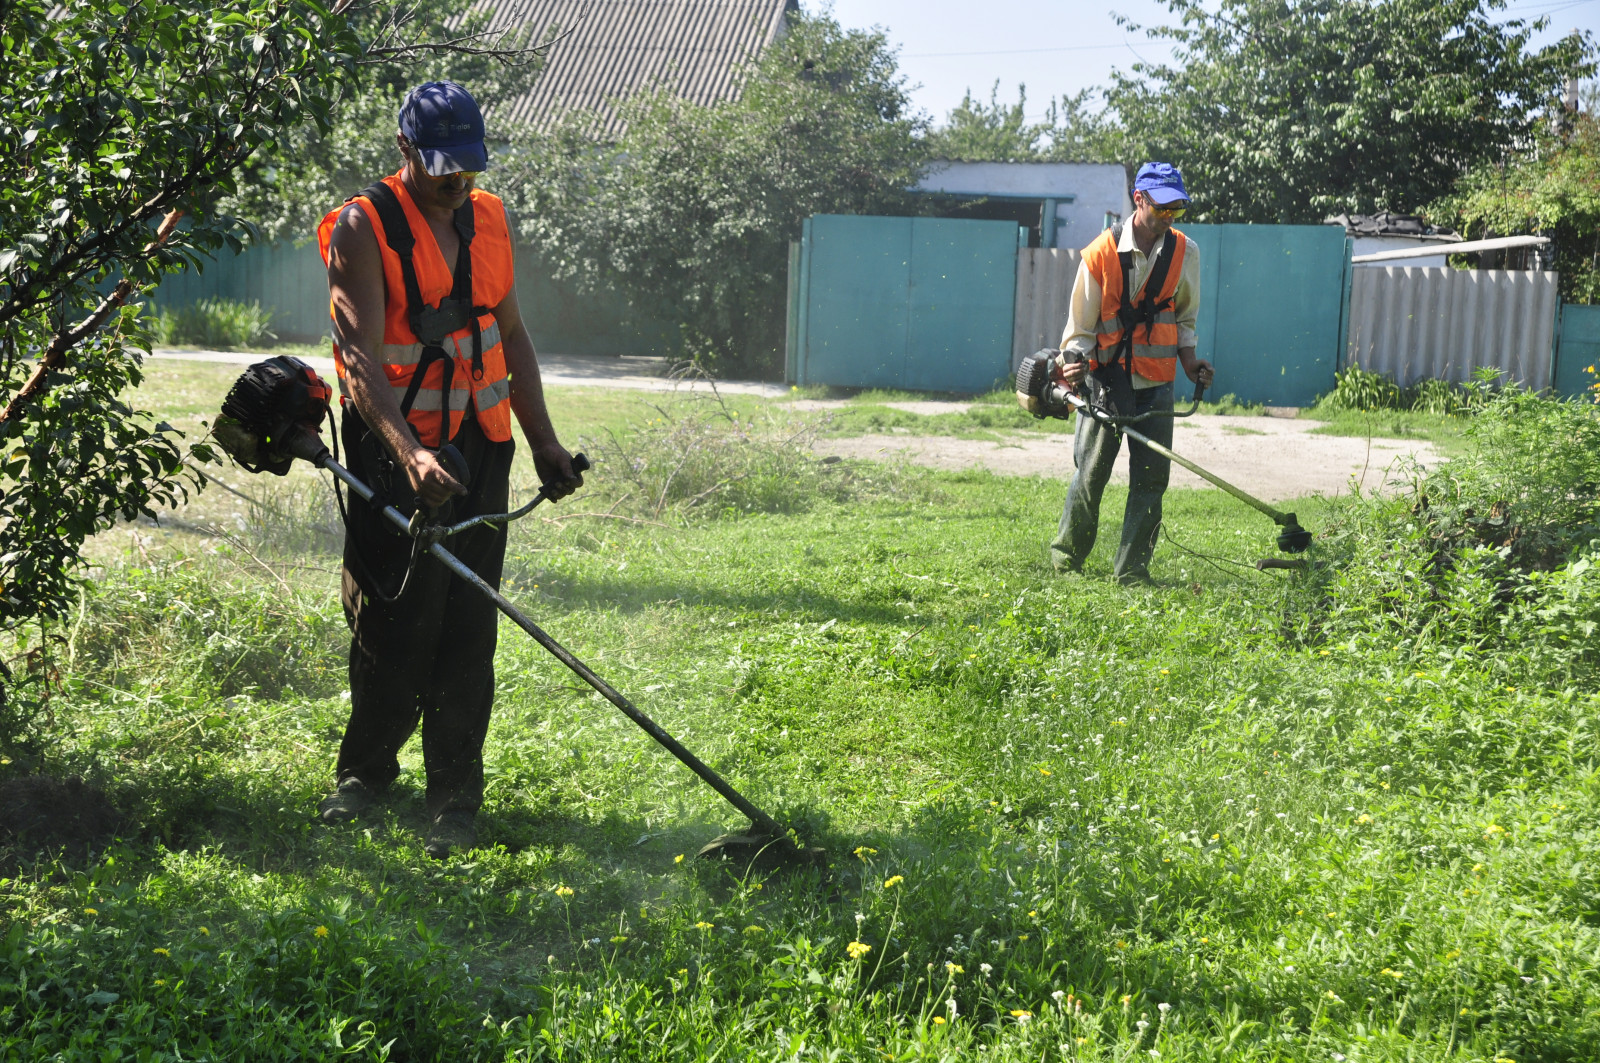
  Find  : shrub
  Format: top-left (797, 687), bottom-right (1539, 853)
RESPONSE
top-left (150, 298), bottom-right (277, 349)
top-left (1320, 364), bottom-right (1471, 414)
top-left (1293, 387), bottom-right (1600, 680)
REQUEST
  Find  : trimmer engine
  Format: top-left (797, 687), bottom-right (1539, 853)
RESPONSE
top-left (213, 356), bottom-right (333, 475)
top-left (1015, 350), bottom-right (1074, 420)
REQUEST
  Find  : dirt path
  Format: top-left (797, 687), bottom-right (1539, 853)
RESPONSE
top-left (817, 415), bottom-right (1434, 502)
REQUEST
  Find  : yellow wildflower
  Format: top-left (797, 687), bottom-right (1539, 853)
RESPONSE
top-left (313, 925), bottom-right (329, 939)
top-left (1039, 768), bottom-right (1052, 776)
top-left (674, 854), bottom-right (684, 864)
top-left (1484, 824), bottom-right (1506, 835)
top-left (853, 846), bottom-right (878, 858)
top-left (946, 962), bottom-right (964, 975)
top-left (847, 941), bottom-right (872, 960)
top-left (1210, 833), bottom-right (1219, 841)
top-left (83, 908), bottom-right (98, 917)
top-left (1356, 814), bottom-right (1373, 825)
top-left (198, 927), bottom-right (209, 937)
top-left (1380, 967), bottom-right (1403, 980)
top-left (743, 925), bottom-right (765, 935)
top-left (694, 921), bottom-right (714, 930)
top-left (1114, 940), bottom-right (1128, 950)
top-left (883, 875), bottom-right (904, 889)
top-left (932, 1016), bottom-right (946, 1025)
top-left (1018, 934), bottom-right (1029, 942)
top-left (610, 935), bottom-right (629, 944)
top-left (154, 979), bottom-right (167, 987)
top-left (1010, 1009), bottom-right (1033, 1021)
top-left (1120, 994), bottom-right (1132, 1005)
top-left (553, 885), bottom-right (574, 898)
top-left (1199, 937), bottom-right (1208, 944)
top-left (152, 948), bottom-right (169, 957)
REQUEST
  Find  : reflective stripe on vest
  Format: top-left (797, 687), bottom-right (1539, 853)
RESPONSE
top-left (1083, 226), bottom-right (1188, 383)
top-left (316, 172), bottom-right (516, 446)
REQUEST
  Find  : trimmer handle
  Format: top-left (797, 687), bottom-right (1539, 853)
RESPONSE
top-left (436, 443), bottom-right (470, 488)
top-left (541, 452), bottom-right (590, 496)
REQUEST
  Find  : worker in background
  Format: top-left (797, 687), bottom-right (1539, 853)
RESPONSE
top-left (315, 81), bottom-right (581, 858)
top-left (1049, 162), bottom-right (1213, 585)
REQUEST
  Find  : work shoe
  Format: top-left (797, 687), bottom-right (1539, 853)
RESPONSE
top-left (424, 811), bottom-right (478, 860)
top-left (317, 778), bottom-right (376, 823)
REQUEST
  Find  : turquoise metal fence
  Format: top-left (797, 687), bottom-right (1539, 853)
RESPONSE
top-left (790, 217), bottom-right (1351, 404)
top-left (147, 241), bottom-right (678, 356)
top-left (1554, 303), bottom-right (1600, 399)
top-left (1184, 223), bottom-right (1351, 407)
top-left (789, 214), bottom-right (1022, 393)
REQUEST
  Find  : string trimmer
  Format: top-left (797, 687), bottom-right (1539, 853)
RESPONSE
top-left (212, 356), bottom-right (822, 868)
top-left (1015, 350), bottom-right (1313, 554)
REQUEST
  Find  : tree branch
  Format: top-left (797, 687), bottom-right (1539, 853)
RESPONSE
top-left (0, 210), bottom-right (184, 426)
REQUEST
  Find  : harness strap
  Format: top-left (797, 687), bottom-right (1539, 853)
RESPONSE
top-left (1107, 222), bottom-right (1178, 374)
top-left (355, 181), bottom-right (492, 441)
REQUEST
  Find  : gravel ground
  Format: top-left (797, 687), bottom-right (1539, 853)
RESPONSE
top-left (815, 415), bottom-right (1435, 503)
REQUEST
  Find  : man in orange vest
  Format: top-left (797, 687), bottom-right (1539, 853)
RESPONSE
top-left (1049, 162), bottom-right (1213, 585)
top-left (315, 81), bottom-right (582, 858)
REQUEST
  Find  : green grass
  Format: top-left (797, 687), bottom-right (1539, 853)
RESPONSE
top-left (4, 366), bottom-right (1597, 1061)
top-left (1298, 403), bottom-right (1473, 454)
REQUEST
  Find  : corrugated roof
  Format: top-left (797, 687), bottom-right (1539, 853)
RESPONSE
top-left (481, 0), bottom-right (796, 138)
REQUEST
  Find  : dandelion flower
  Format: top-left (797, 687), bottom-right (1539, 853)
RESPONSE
top-left (83, 908), bottom-right (98, 917)
top-left (1039, 768), bottom-right (1052, 776)
top-left (152, 948), bottom-right (170, 957)
top-left (932, 1016), bottom-right (946, 1025)
top-left (154, 978), bottom-right (167, 987)
top-left (1011, 1009), bottom-right (1032, 1022)
top-left (198, 927), bottom-right (209, 937)
top-left (1114, 940), bottom-right (1128, 950)
top-left (1018, 934), bottom-right (1029, 942)
top-left (1120, 994), bottom-right (1132, 1005)
top-left (313, 925), bottom-right (329, 939)
top-left (1028, 910), bottom-right (1037, 918)
top-left (674, 854), bottom-right (684, 864)
top-left (883, 875), bottom-right (904, 889)
top-left (1356, 814), bottom-right (1373, 825)
top-left (1199, 937), bottom-right (1208, 944)
top-left (1484, 824), bottom-right (1506, 836)
top-left (847, 941), bottom-right (872, 960)
top-left (1380, 967), bottom-right (1403, 980)
top-left (1210, 833), bottom-right (1219, 841)
top-left (694, 921), bottom-right (714, 930)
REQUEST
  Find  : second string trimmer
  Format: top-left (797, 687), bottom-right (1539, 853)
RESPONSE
top-left (1015, 350), bottom-right (1313, 554)
top-left (213, 356), bottom-right (821, 868)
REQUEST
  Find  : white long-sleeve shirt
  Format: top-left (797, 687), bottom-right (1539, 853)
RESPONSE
top-left (1059, 224), bottom-right (1202, 388)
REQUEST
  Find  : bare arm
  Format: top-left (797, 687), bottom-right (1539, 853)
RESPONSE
top-left (326, 203), bottom-right (466, 508)
top-left (489, 279), bottom-right (580, 500)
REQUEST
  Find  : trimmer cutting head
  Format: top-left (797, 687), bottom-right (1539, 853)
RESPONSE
top-left (698, 829), bottom-right (828, 871)
top-left (1277, 518), bottom-right (1313, 553)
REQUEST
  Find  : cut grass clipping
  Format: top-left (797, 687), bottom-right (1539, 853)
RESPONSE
top-left (2, 372), bottom-right (1598, 1061)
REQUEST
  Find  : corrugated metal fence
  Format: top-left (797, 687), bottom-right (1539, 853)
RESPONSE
top-left (1346, 266), bottom-right (1560, 390)
top-left (1012, 248), bottom-right (1080, 372)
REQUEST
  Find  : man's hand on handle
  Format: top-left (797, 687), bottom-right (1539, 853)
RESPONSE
top-left (404, 447), bottom-right (468, 509)
top-left (532, 441), bottom-right (583, 502)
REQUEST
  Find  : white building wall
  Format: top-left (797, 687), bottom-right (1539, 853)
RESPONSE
top-left (915, 161), bottom-right (1131, 250)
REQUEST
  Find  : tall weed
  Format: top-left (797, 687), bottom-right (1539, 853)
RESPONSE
top-left (66, 558), bottom-right (345, 702)
top-left (581, 375), bottom-right (890, 521)
top-left (150, 298), bottom-right (277, 349)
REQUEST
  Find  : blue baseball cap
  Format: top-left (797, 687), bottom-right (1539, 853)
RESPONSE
top-left (1133, 162), bottom-right (1189, 205)
top-left (399, 81), bottom-right (488, 176)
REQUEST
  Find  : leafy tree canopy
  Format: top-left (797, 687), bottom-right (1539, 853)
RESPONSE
top-left (501, 11), bottom-right (930, 374)
top-left (223, 0), bottom-right (548, 244)
top-left (1108, 0), bottom-right (1593, 222)
top-left (1435, 112), bottom-right (1600, 303)
top-left (1, 0), bottom-right (364, 641)
top-left (927, 83), bottom-right (1119, 164)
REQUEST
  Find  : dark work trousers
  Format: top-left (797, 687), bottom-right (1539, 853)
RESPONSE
top-left (335, 408), bottom-right (514, 820)
top-left (1049, 382), bottom-right (1174, 582)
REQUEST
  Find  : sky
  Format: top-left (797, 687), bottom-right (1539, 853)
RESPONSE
top-left (813, 0), bottom-right (1600, 127)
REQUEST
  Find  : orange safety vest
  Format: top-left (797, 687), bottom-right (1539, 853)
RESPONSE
top-left (1082, 224), bottom-right (1188, 383)
top-left (317, 171), bottom-right (515, 447)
